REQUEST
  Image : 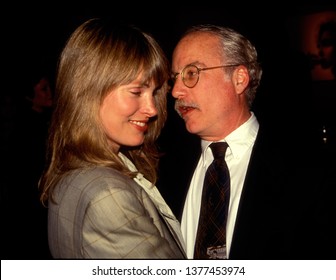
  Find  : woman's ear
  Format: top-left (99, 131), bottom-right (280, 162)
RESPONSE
top-left (233, 66), bottom-right (249, 95)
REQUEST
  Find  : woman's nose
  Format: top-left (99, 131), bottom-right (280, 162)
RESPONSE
top-left (142, 97), bottom-right (157, 117)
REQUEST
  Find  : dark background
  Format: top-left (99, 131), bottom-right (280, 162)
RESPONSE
top-left (4, 3), bottom-right (336, 137)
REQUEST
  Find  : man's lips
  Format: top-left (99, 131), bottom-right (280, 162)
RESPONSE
top-left (177, 105), bottom-right (195, 117)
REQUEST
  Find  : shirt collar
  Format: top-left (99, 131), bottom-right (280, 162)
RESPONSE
top-left (201, 112), bottom-right (259, 163)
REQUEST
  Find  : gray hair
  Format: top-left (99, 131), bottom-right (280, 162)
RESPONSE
top-left (182, 24), bottom-right (262, 107)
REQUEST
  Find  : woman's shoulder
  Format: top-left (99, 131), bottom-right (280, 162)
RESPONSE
top-left (55, 166), bottom-right (142, 202)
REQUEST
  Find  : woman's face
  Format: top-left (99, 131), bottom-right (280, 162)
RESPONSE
top-left (100, 74), bottom-right (158, 152)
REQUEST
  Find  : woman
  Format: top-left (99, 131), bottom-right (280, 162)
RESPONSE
top-left (39, 18), bottom-right (186, 259)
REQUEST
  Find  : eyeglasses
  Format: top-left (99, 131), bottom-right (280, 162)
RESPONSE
top-left (171, 64), bottom-right (240, 88)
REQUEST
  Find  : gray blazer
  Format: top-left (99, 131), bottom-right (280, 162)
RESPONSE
top-left (48, 155), bottom-right (186, 259)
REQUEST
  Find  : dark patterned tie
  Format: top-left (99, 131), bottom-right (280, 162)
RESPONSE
top-left (194, 142), bottom-right (230, 259)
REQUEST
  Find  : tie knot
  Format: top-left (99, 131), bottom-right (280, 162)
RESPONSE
top-left (210, 142), bottom-right (228, 159)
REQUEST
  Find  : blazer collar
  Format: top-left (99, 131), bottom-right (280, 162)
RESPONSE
top-left (119, 152), bottom-right (187, 256)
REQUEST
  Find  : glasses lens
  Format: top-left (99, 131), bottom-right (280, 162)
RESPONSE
top-left (182, 65), bottom-right (199, 88)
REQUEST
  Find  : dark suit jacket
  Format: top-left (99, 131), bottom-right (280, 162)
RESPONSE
top-left (158, 119), bottom-right (335, 259)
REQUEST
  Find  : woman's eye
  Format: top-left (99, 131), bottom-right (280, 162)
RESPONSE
top-left (130, 91), bottom-right (142, 96)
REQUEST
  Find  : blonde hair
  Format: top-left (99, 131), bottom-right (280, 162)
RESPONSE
top-left (39, 18), bottom-right (169, 205)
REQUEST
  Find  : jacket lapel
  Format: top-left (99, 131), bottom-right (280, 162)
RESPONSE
top-left (119, 153), bottom-right (187, 256)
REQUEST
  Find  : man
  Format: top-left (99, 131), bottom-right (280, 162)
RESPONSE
top-left (158, 24), bottom-right (333, 259)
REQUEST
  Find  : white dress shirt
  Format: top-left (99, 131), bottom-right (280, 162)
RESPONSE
top-left (181, 112), bottom-right (259, 259)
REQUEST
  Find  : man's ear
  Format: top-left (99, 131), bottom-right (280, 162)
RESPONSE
top-left (232, 66), bottom-right (249, 95)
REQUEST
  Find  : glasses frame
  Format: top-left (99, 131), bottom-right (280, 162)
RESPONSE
top-left (172, 64), bottom-right (240, 88)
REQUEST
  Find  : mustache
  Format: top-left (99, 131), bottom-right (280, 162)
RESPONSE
top-left (174, 99), bottom-right (200, 118)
